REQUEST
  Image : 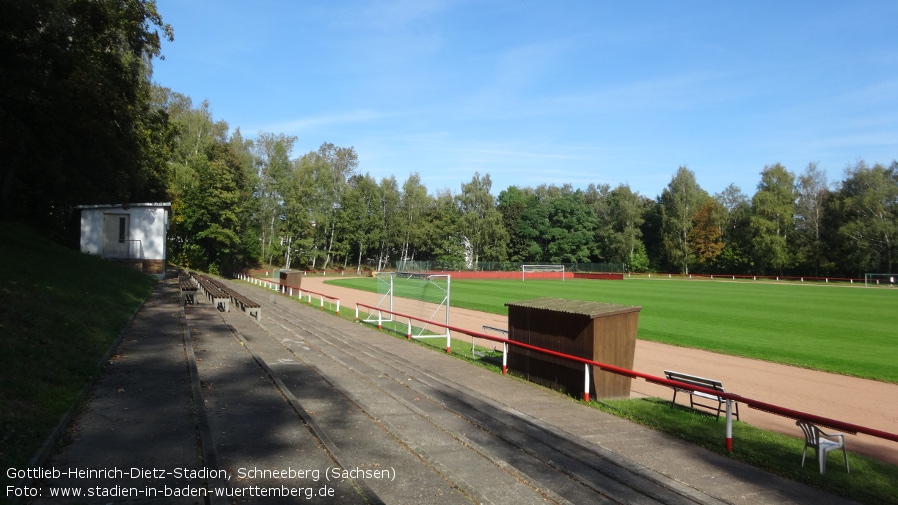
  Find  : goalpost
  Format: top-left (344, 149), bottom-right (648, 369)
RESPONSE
top-left (864, 273), bottom-right (897, 287)
top-left (522, 264), bottom-right (565, 281)
top-left (365, 272), bottom-right (452, 351)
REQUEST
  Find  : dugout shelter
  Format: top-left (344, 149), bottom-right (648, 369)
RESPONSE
top-left (506, 298), bottom-right (641, 400)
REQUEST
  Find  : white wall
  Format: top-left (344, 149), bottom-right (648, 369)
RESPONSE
top-left (79, 204), bottom-right (169, 260)
top-left (79, 209), bottom-right (104, 255)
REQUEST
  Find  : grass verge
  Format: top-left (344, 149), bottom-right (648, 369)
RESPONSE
top-left (594, 397), bottom-right (898, 505)
top-left (0, 222), bottom-right (156, 491)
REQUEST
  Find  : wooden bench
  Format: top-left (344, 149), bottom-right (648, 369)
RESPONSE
top-left (228, 290), bottom-right (261, 321)
top-left (192, 273), bottom-right (230, 313)
top-left (201, 276), bottom-right (261, 322)
top-left (177, 270), bottom-right (197, 305)
top-left (664, 370), bottom-right (739, 421)
top-left (210, 277), bottom-right (261, 321)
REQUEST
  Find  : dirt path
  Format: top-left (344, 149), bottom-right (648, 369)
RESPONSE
top-left (293, 275), bottom-right (898, 465)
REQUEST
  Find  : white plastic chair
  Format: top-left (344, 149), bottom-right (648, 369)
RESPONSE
top-left (796, 420), bottom-right (849, 474)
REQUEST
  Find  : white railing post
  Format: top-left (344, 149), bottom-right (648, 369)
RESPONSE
top-left (377, 311), bottom-right (383, 330)
top-left (726, 399), bottom-right (734, 451)
top-left (502, 342), bottom-right (508, 375)
top-left (407, 319), bottom-right (412, 340)
top-left (335, 300), bottom-right (340, 315)
top-left (355, 304), bottom-right (359, 321)
top-left (583, 363), bottom-right (591, 402)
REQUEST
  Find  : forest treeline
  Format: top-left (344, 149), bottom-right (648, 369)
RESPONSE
top-left (3, 1), bottom-right (896, 278)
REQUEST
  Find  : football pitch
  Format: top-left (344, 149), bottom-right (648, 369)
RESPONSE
top-left (327, 276), bottom-right (897, 384)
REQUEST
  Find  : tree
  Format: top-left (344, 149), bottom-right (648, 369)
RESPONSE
top-left (456, 173), bottom-right (508, 266)
top-left (659, 167), bottom-right (707, 274)
top-left (421, 189), bottom-right (464, 268)
top-left (607, 184), bottom-right (647, 270)
top-left (398, 173), bottom-right (431, 263)
top-left (584, 183), bottom-right (614, 264)
top-left (751, 163), bottom-right (797, 275)
top-left (0, 0), bottom-right (173, 236)
top-left (688, 199), bottom-right (725, 271)
top-left (795, 162), bottom-right (830, 275)
top-left (254, 132), bottom-right (296, 266)
top-left (545, 190), bottom-right (599, 263)
top-left (339, 174), bottom-right (382, 272)
top-left (315, 143), bottom-right (358, 270)
top-left (833, 161), bottom-right (898, 274)
top-left (498, 186), bottom-right (535, 262)
top-left (170, 142), bottom-right (247, 274)
top-left (154, 88), bottom-right (229, 199)
top-left (712, 185), bottom-right (752, 273)
top-left (376, 176), bottom-right (402, 270)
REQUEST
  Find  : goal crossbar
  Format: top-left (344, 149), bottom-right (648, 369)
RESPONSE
top-left (522, 264), bottom-right (565, 281)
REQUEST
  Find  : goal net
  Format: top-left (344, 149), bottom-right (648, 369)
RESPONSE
top-left (522, 264), bottom-right (565, 281)
top-left (864, 273), bottom-right (897, 287)
top-left (365, 272), bottom-right (452, 349)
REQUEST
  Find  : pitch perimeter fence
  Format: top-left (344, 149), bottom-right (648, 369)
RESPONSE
top-left (396, 260), bottom-right (626, 273)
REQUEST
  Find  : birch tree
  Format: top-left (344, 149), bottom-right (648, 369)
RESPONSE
top-left (456, 173), bottom-right (508, 266)
top-left (795, 162), bottom-right (830, 275)
top-left (659, 166), bottom-right (707, 274)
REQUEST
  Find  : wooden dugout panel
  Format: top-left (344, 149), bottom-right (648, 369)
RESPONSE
top-left (506, 298), bottom-right (641, 400)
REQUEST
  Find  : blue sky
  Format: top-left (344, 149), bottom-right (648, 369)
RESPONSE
top-left (152, 1), bottom-right (898, 199)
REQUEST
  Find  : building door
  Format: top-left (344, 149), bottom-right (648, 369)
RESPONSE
top-left (103, 214), bottom-right (130, 258)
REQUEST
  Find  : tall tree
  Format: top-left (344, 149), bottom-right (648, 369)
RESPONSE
top-left (833, 161), bottom-right (898, 274)
top-left (584, 183), bottom-right (614, 264)
top-left (398, 173), bottom-right (430, 264)
top-left (339, 173), bottom-right (382, 273)
top-left (422, 189), bottom-right (464, 268)
top-left (154, 88), bottom-right (229, 199)
top-left (376, 176), bottom-right (402, 270)
top-left (173, 142), bottom-right (247, 274)
top-left (659, 167), bottom-right (707, 274)
top-left (545, 190), bottom-right (599, 263)
top-left (607, 184), bottom-right (647, 270)
top-left (497, 186), bottom-right (534, 262)
top-left (712, 184), bottom-right (752, 273)
top-left (688, 199), bottom-right (725, 271)
top-left (1, 0), bottom-right (173, 235)
top-left (751, 163), bottom-right (797, 275)
top-left (316, 143), bottom-right (358, 270)
top-left (254, 132), bottom-right (296, 266)
top-left (456, 173), bottom-right (508, 266)
top-left (795, 162), bottom-right (830, 275)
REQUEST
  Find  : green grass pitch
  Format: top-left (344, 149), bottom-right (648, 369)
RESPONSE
top-left (327, 276), bottom-right (897, 384)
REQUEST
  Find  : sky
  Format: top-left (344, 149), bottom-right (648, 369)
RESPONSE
top-left (151, 1), bottom-right (898, 199)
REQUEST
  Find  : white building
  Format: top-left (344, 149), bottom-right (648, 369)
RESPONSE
top-left (75, 202), bottom-right (171, 278)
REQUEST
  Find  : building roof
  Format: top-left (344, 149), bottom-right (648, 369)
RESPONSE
top-left (74, 202), bottom-right (171, 210)
top-left (505, 297), bottom-right (641, 318)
